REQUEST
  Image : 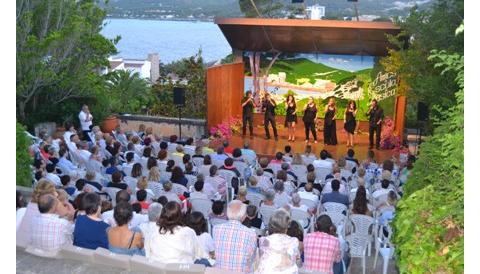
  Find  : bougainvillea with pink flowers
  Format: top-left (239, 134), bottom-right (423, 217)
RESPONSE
top-left (209, 116), bottom-right (242, 140)
top-left (380, 116), bottom-right (401, 150)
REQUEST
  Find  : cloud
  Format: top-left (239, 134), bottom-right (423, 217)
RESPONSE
top-left (327, 57), bottom-right (350, 63)
top-left (386, 0), bottom-right (431, 10)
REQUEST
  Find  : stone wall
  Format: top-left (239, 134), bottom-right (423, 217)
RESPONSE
top-left (118, 114), bottom-right (207, 139)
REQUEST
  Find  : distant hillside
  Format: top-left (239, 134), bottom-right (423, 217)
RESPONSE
top-left (102, 0), bottom-right (434, 20)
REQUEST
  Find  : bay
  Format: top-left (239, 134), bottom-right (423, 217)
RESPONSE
top-left (101, 18), bottom-right (232, 64)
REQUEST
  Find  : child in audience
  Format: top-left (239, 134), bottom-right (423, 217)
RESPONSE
top-left (242, 205), bottom-right (262, 229)
top-left (136, 189), bottom-right (150, 213)
top-left (208, 200), bottom-right (227, 221)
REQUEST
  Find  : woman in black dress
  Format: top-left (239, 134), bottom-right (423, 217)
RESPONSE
top-left (323, 97), bottom-right (338, 145)
top-left (344, 100), bottom-right (357, 147)
top-left (285, 94), bottom-right (298, 142)
top-left (302, 97), bottom-right (318, 144)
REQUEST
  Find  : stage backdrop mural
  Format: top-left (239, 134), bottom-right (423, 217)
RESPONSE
top-left (244, 53), bottom-right (397, 121)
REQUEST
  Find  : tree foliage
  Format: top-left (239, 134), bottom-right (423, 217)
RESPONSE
top-left (380, 0), bottom-right (463, 128)
top-left (16, 122), bottom-right (32, 187)
top-left (16, 0), bottom-right (118, 127)
top-left (393, 24), bottom-right (463, 273)
top-left (151, 50), bottom-right (206, 119)
top-left (238, 0), bottom-right (284, 18)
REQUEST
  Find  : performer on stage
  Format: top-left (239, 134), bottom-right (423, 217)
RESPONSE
top-left (241, 90), bottom-right (256, 138)
top-left (366, 99), bottom-right (384, 149)
top-left (344, 100), bottom-right (358, 147)
top-left (262, 93), bottom-right (278, 141)
top-left (303, 97), bottom-right (318, 144)
top-left (323, 97), bottom-right (338, 145)
top-left (285, 94), bottom-right (297, 142)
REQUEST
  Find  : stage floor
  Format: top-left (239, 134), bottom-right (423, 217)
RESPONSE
top-left (227, 121), bottom-right (396, 163)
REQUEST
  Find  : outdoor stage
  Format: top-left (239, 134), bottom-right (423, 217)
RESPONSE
top-left (227, 114), bottom-right (396, 163)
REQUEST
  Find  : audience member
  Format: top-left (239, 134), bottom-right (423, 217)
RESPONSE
top-left (242, 205), bottom-right (262, 229)
top-left (186, 212), bottom-right (215, 260)
top-left (321, 179), bottom-right (349, 207)
top-left (107, 202), bottom-right (145, 255)
top-left (73, 193), bottom-right (110, 250)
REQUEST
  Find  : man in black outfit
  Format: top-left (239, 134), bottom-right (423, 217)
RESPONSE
top-left (241, 90), bottom-right (256, 138)
top-left (262, 93), bottom-right (278, 141)
top-left (366, 99), bottom-right (384, 149)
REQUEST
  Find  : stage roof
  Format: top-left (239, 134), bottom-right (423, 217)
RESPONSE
top-left (215, 18), bottom-right (401, 56)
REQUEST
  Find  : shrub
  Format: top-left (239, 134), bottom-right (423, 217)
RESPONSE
top-left (16, 122), bottom-right (32, 187)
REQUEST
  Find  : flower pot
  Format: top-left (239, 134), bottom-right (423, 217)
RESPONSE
top-left (101, 115), bottom-right (119, 133)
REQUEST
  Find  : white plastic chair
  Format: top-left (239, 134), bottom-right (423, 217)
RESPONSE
top-left (291, 164), bottom-right (308, 184)
top-left (171, 155), bottom-right (183, 168)
top-left (290, 207), bottom-right (313, 231)
top-left (300, 155), bottom-right (316, 166)
top-left (315, 167), bottom-right (332, 183)
top-left (345, 235), bottom-right (369, 274)
top-left (373, 224), bottom-right (395, 274)
top-left (348, 214), bottom-right (375, 256)
top-left (246, 192), bottom-right (265, 208)
top-left (192, 157), bottom-right (204, 168)
top-left (300, 198), bottom-right (317, 210)
top-left (233, 161), bottom-right (249, 179)
top-left (267, 163), bottom-right (282, 175)
top-left (172, 183), bottom-right (188, 196)
top-left (190, 198), bottom-right (213, 219)
top-left (323, 202), bottom-right (348, 215)
top-left (259, 205), bottom-right (276, 226)
top-left (104, 187), bottom-right (122, 206)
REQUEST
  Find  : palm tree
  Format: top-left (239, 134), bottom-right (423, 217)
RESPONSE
top-left (106, 70), bottom-right (151, 114)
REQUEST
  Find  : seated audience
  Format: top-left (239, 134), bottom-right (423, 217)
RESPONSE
top-left (242, 205), bottom-right (262, 229)
top-left (16, 191), bottom-right (27, 232)
top-left (246, 176), bottom-right (262, 194)
top-left (170, 166), bottom-right (188, 187)
top-left (136, 189), bottom-right (150, 211)
top-left (321, 179), bottom-right (349, 207)
top-left (138, 202), bottom-right (163, 246)
top-left (209, 200), bottom-right (228, 222)
top-left (298, 182), bottom-right (320, 209)
top-left (45, 163), bottom-right (61, 187)
top-left (107, 202), bottom-right (145, 256)
top-left (236, 186), bottom-right (249, 204)
top-left (144, 201), bottom-right (208, 264)
top-left (287, 220), bottom-right (304, 258)
top-left (303, 215), bottom-right (342, 273)
top-left (350, 186), bottom-right (373, 217)
top-left (60, 175), bottom-right (76, 196)
top-left (189, 180), bottom-right (209, 200)
top-left (73, 193), bottom-right (110, 250)
top-left (312, 150), bottom-right (334, 170)
top-left (372, 179), bottom-right (393, 199)
top-left (186, 212), bottom-right (215, 260)
top-left (107, 171), bottom-right (129, 191)
top-left (162, 182), bottom-right (182, 204)
top-left (219, 157), bottom-right (241, 177)
top-left (257, 209), bottom-right (299, 274)
top-left (31, 194), bottom-right (73, 251)
top-left (102, 190), bottom-right (148, 229)
top-left (213, 200), bottom-right (257, 272)
top-left (273, 181), bottom-right (291, 208)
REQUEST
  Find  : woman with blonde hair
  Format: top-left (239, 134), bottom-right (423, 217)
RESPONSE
top-left (147, 166), bottom-right (163, 198)
top-left (137, 176), bottom-right (156, 200)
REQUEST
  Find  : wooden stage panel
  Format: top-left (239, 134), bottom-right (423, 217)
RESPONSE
top-left (206, 62), bottom-right (244, 129)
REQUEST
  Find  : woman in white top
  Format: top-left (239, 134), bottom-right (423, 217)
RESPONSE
top-left (257, 209), bottom-right (300, 274)
top-left (186, 211), bottom-right (215, 260)
top-left (144, 202), bottom-right (207, 264)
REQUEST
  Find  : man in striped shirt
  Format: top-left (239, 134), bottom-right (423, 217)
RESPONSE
top-left (212, 200), bottom-right (257, 273)
top-left (303, 215), bottom-right (342, 274)
top-left (31, 194), bottom-right (73, 251)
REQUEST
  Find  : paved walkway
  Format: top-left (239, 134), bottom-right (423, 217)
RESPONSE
top-left (17, 249), bottom-right (398, 274)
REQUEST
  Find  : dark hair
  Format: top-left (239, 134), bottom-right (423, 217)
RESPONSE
top-left (59, 148), bottom-right (67, 158)
top-left (186, 137), bottom-right (194, 145)
top-left (209, 165), bottom-right (218, 177)
top-left (46, 163), bottom-right (56, 173)
top-left (331, 179), bottom-right (340, 191)
top-left (381, 179), bottom-right (390, 189)
top-left (224, 157), bottom-right (233, 167)
top-left (276, 170), bottom-right (287, 181)
top-left (166, 160), bottom-right (175, 172)
top-left (60, 175), bottom-right (70, 186)
top-left (147, 157), bottom-right (158, 170)
top-left (136, 189), bottom-right (147, 202)
top-left (212, 200), bottom-right (224, 215)
top-left (383, 159), bottom-right (394, 172)
top-left (101, 200), bottom-right (113, 213)
top-left (203, 155), bottom-right (212, 165)
top-left (169, 135), bottom-right (178, 143)
top-left (171, 166), bottom-right (185, 182)
top-left (347, 100), bottom-right (357, 110)
top-left (82, 192), bottom-right (101, 215)
top-left (216, 146), bottom-right (224, 154)
top-left (35, 171), bottom-right (43, 181)
top-left (320, 150), bottom-right (328, 160)
top-left (287, 220), bottom-right (304, 242)
top-left (286, 94), bottom-right (296, 108)
top-left (131, 202), bottom-right (142, 214)
top-left (347, 149), bottom-right (355, 158)
top-left (16, 191), bottom-right (25, 209)
top-left (182, 154), bottom-right (191, 164)
top-left (34, 159), bottom-right (44, 169)
top-left (37, 194), bottom-right (57, 214)
top-left (186, 211), bottom-right (208, 236)
top-left (126, 152), bottom-right (134, 163)
top-left (307, 164), bottom-right (315, 173)
top-left (307, 172), bottom-right (316, 183)
top-left (275, 152), bottom-right (283, 160)
top-left (114, 202), bottom-right (133, 226)
top-left (144, 137), bottom-right (152, 146)
top-left (284, 145), bottom-right (291, 153)
top-left (131, 163), bottom-right (143, 178)
top-left (75, 179), bottom-right (86, 191)
top-left (194, 180), bottom-right (204, 191)
top-left (246, 204), bottom-right (257, 218)
top-left (353, 186), bottom-right (369, 215)
top-left (102, 159), bottom-right (111, 167)
top-left (316, 214), bottom-right (334, 234)
top-left (116, 190), bottom-right (131, 204)
top-left (160, 141), bottom-right (168, 150)
top-left (232, 148), bottom-right (242, 158)
top-left (112, 171), bottom-right (123, 183)
top-left (157, 201), bottom-right (184, 234)
top-left (73, 192), bottom-right (86, 211)
top-left (157, 196), bottom-right (168, 206)
top-left (157, 150), bottom-right (168, 160)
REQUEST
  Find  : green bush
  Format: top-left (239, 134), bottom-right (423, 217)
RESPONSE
top-left (16, 122), bottom-right (32, 187)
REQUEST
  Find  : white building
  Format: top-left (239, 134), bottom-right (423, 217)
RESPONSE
top-left (102, 53), bottom-right (160, 83)
top-left (306, 5), bottom-right (325, 20)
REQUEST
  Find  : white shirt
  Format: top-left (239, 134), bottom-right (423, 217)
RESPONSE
top-left (189, 191), bottom-right (209, 200)
top-left (298, 190), bottom-right (319, 208)
top-left (372, 188), bottom-right (391, 199)
top-left (102, 210), bottom-right (148, 229)
top-left (145, 226), bottom-right (207, 264)
top-left (78, 110), bottom-right (93, 131)
top-left (16, 208), bottom-right (27, 232)
top-left (312, 159), bottom-right (333, 170)
top-left (45, 172), bottom-right (62, 187)
top-left (78, 149), bottom-right (91, 164)
top-left (274, 192), bottom-right (291, 208)
top-left (197, 232), bottom-right (215, 255)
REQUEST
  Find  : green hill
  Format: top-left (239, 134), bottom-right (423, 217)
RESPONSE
top-left (268, 58), bottom-right (357, 84)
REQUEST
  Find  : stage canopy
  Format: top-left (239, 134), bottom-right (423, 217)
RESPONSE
top-left (215, 18), bottom-right (401, 56)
